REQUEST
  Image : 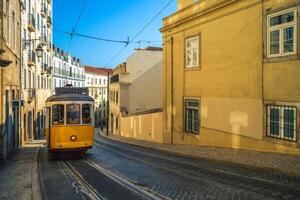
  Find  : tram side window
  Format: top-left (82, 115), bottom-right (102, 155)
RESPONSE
top-left (82, 104), bottom-right (92, 124)
top-left (52, 105), bottom-right (64, 125)
top-left (67, 104), bottom-right (80, 124)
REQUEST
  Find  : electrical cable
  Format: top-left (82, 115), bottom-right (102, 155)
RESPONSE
top-left (104, 0), bottom-right (175, 67)
top-left (67, 0), bottom-right (88, 51)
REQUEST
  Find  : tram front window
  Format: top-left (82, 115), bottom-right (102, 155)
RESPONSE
top-left (52, 104), bottom-right (64, 125)
top-left (67, 104), bottom-right (80, 124)
top-left (82, 104), bottom-right (92, 124)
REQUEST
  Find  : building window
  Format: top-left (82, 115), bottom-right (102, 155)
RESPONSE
top-left (185, 99), bottom-right (199, 133)
top-left (66, 104), bottom-right (80, 124)
top-left (82, 104), bottom-right (92, 124)
top-left (267, 105), bottom-right (297, 141)
top-left (52, 104), bottom-right (64, 125)
top-left (185, 36), bottom-right (199, 68)
top-left (267, 8), bottom-right (297, 57)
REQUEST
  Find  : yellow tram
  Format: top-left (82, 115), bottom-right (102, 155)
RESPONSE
top-left (45, 87), bottom-right (94, 152)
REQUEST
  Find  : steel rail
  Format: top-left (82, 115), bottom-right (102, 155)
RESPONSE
top-left (63, 161), bottom-right (105, 200)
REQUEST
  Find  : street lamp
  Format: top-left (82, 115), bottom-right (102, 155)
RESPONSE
top-left (35, 44), bottom-right (44, 58)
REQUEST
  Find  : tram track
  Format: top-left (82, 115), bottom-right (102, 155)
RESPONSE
top-left (63, 157), bottom-right (162, 200)
top-left (63, 161), bottom-right (105, 200)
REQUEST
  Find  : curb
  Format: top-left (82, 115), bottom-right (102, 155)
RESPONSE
top-left (32, 147), bottom-right (43, 200)
top-left (98, 131), bottom-right (300, 177)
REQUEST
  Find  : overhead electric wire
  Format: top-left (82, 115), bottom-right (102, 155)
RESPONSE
top-left (54, 29), bottom-right (129, 44)
top-left (104, 0), bottom-right (175, 67)
top-left (54, 28), bottom-right (162, 45)
top-left (67, 0), bottom-right (88, 51)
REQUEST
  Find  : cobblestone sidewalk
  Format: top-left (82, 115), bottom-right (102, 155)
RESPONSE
top-left (0, 148), bottom-right (40, 200)
top-left (98, 130), bottom-right (300, 176)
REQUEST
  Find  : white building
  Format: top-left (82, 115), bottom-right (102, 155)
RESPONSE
top-left (53, 46), bottom-right (85, 91)
top-left (20, 0), bottom-right (53, 142)
top-left (84, 66), bottom-right (112, 127)
top-left (109, 47), bottom-right (163, 134)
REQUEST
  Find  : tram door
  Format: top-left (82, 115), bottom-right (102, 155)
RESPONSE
top-left (45, 107), bottom-right (50, 147)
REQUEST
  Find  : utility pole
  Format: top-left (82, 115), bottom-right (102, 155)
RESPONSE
top-left (106, 71), bottom-right (110, 136)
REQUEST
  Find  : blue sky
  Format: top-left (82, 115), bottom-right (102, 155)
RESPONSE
top-left (53, 0), bottom-right (177, 68)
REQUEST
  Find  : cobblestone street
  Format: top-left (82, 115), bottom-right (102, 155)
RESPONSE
top-left (1, 134), bottom-right (300, 200)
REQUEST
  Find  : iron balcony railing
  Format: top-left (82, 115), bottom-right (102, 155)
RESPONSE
top-left (46, 66), bottom-right (52, 75)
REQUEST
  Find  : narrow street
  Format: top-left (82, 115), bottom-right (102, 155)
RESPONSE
top-left (37, 134), bottom-right (300, 200)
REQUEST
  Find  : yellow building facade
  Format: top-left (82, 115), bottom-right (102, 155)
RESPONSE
top-left (0, 0), bottom-right (22, 159)
top-left (161, 0), bottom-right (300, 154)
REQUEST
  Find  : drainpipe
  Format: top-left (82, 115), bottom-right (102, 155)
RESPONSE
top-left (170, 36), bottom-right (174, 145)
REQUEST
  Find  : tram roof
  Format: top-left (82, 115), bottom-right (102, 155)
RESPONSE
top-left (47, 93), bottom-right (94, 102)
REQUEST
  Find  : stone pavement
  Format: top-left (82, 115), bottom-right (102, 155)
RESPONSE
top-left (0, 147), bottom-right (41, 200)
top-left (98, 130), bottom-right (300, 176)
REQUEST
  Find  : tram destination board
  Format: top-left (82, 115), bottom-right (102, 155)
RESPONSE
top-left (55, 87), bottom-right (89, 96)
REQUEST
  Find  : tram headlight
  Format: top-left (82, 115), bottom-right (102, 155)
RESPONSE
top-left (70, 135), bottom-right (77, 141)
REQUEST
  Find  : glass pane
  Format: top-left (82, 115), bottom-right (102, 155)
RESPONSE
top-left (187, 100), bottom-right (199, 108)
top-left (270, 12), bottom-right (294, 26)
top-left (186, 49), bottom-right (193, 67)
top-left (186, 37), bottom-right (198, 48)
top-left (66, 104), bottom-right (80, 124)
top-left (284, 27), bottom-right (294, 53)
top-left (52, 104), bottom-right (64, 125)
top-left (193, 48), bottom-right (198, 66)
top-left (270, 108), bottom-right (280, 136)
top-left (270, 30), bottom-right (280, 55)
top-left (284, 124), bottom-right (294, 139)
top-left (284, 109), bottom-right (295, 139)
top-left (193, 110), bottom-right (199, 133)
top-left (82, 104), bottom-right (92, 124)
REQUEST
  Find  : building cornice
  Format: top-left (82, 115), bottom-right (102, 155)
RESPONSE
top-left (161, 0), bottom-right (249, 32)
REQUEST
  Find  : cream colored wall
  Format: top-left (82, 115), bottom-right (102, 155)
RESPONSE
top-left (119, 112), bottom-right (163, 143)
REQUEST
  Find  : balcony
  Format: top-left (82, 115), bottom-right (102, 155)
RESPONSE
top-left (47, 41), bottom-right (52, 51)
top-left (40, 34), bottom-right (47, 46)
top-left (47, 0), bottom-right (51, 4)
top-left (28, 51), bottom-right (36, 66)
top-left (41, 3), bottom-right (47, 18)
top-left (27, 88), bottom-right (36, 102)
top-left (47, 16), bottom-right (52, 28)
top-left (110, 74), bottom-right (119, 84)
top-left (46, 66), bottom-right (53, 76)
top-left (27, 14), bottom-right (36, 32)
top-left (41, 64), bottom-right (47, 74)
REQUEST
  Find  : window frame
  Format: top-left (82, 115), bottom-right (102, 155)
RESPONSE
top-left (266, 105), bottom-right (297, 142)
top-left (51, 104), bottom-right (65, 126)
top-left (185, 35), bottom-right (200, 69)
top-left (267, 8), bottom-right (297, 58)
top-left (82, 103), bottom-right (93, 125)
top-left (184, 98), bottom-right (200, 134)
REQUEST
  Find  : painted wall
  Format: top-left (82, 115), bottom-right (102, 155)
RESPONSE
top-left (119, 112), bottom-right (163, 143)
top-left (121, 49), bottom-right (163, 114)
top-left (161, 0), bottom-right (300, 154)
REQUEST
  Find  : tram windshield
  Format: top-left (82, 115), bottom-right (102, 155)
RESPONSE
top-left (66, 104), bottom-right (80, 124)
top-left (82, 104), bottom-right (92, 124)
top-left (52, 104), bottom-right (64, 125)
